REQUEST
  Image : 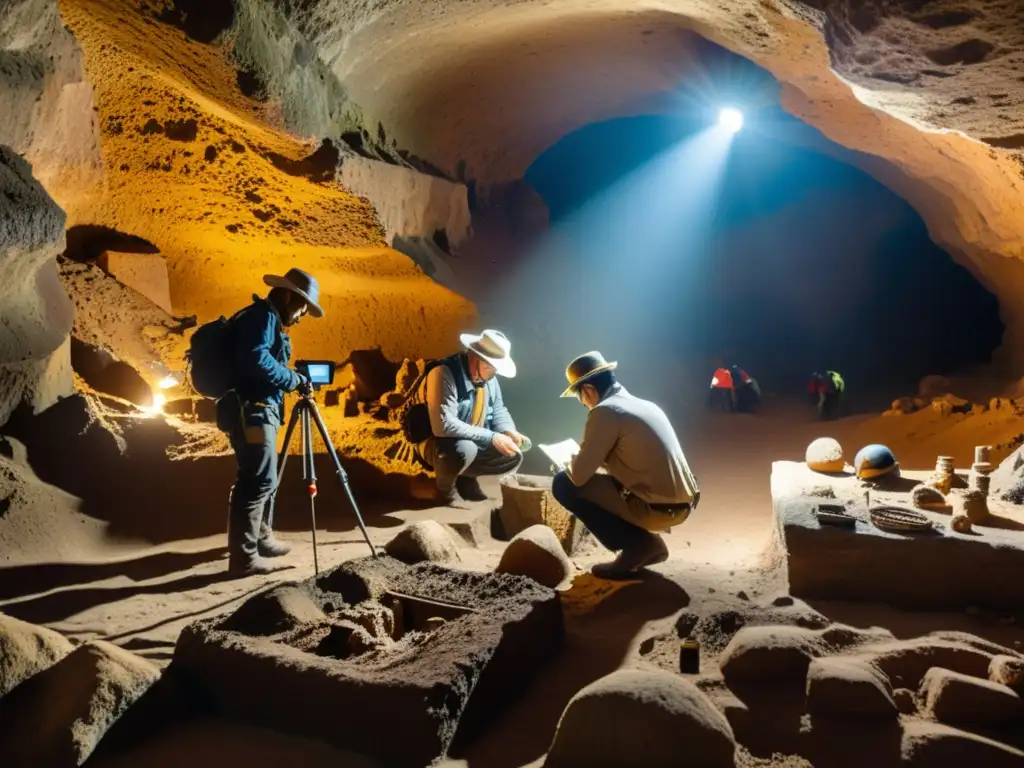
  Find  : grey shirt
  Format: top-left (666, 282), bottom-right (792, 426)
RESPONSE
top-left (419, 358), bottom-right (516, 448)
top-left (569, 385), bottom-right (698, 505)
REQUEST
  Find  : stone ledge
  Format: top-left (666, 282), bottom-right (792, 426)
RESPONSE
top-left (771, 461), bottom-right (1024, 611)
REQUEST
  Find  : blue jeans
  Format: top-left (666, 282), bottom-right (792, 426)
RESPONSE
top-left (225, 401), bottom-right (279, 563)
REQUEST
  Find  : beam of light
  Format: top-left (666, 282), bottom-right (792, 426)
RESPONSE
top-left (718, 107), bottom-right (744, 134)
top-left (158, 374), bottom-right (179, 390)
top-left (141, 392), bottom-right (167, 417)
top-left (478, 124), bottom-right (738, 444)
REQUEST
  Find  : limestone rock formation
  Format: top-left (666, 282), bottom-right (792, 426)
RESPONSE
top-left (719, 625), bottom-right (826, 683)
top-left (384, 520), bottom-right (461, 565)
top-left (989, 655), bottom-right (1024, 691)
top-left (544, 669), bottom-right (736, 768)
top-left (0, 639), bottom-right (160, 766)
top-left (920, 666), bottom-right (1023, 725)
top-left (805, 656), bottom-right (898, 718)
top-left (0, 612), bottom-right (74, 699)
top-left (496, 524), bottom-right (572, 588)
top-left (0, 147), bottom-right (74, 425)
top-left (0, 0), bottom-right (101, 188)
top-left (901, 720), bottom-right (1024, 767)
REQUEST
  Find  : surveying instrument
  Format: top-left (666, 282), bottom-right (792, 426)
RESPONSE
top-left (265, 360), bottom-right (377, 574)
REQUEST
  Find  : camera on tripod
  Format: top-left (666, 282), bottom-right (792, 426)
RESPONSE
top-left (296, 360), bottom-right (335, 392)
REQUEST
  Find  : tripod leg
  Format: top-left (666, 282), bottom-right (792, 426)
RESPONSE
top-left (303, 405), bottom-right (320, 575)
top-left (266, 400), bottom-right (301, 531)
top-left (307, 399), bottom-right (378, 557)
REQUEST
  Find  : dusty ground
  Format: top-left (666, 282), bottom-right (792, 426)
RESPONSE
top-left (2, 390), bottom-right (1023, 766)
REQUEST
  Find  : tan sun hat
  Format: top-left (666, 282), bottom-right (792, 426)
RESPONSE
top-left (561, 351), bottom-right (618, 397)
top-left (460, 329), bottom-right (516, 378)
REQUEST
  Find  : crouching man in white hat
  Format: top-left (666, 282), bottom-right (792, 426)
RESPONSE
top-left (552, 351), bottom-right (700, 579)
top-left (407, 330), bottom-right (529, 506)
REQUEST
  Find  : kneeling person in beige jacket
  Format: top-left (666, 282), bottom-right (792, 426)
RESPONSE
top-left (552, 351), bottom-right (700, 579)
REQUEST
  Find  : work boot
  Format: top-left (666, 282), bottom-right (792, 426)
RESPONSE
top-left (228, 554), bottom-right (276, 577)
top-left (591, 535), bottom-right (668, 580)
top-left (258, 523), bottom-right (292, 558)
top-left (455, 476), bottom-right (489, 502)
top-left (431, 486), bottom-right (469, 509)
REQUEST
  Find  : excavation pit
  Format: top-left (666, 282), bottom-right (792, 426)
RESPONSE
top-left (171, 556), bottom-right (564, 767)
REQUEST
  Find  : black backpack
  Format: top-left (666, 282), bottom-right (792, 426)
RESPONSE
top-left (399, 356), bottom-right (469, 443)
top-left (185, 309), bottom-right (244, 399)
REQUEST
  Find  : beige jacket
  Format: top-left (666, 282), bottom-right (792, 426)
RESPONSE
top-left (568, 385), bottom-right (698, 505)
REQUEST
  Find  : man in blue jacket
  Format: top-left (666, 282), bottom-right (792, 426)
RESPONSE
top-left (217, 268), bottom-right (322, 576)
top-left (412, 329), bottom-right (528, 506)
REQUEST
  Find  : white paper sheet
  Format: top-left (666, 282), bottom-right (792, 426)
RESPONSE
top-left (538, 438), bottom-right (581, 473)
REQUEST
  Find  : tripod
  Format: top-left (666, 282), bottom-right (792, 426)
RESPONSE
top-left (266, 392), bottom-right (377, 574)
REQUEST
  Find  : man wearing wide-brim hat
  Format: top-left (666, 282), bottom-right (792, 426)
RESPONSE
top-left (552, 351), bottom-right (700, 579)
top-left (405, 329), bottom-right (529, 506)
top-left (217, 268), bottom-right (323, 576)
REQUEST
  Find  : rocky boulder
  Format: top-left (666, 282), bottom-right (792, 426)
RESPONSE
top-left (805, 656), bottom-right (898, 718)
top-left (719, 626), bottom-right (826, 684)
top-left (222, 583), bottom-right (326, 636)
top-left (544, 669), bottom-right (736, 768)
top-left (0, 639), bottom-right (160, 766)
top-left (989, 655), bottom-right (1024, 692)
top-left (920, 667), bottom-right (1023, 725)
top-left (0, 612), bottom-right (74, 699)
top-left (901, 720), bottom-right (1024, 767)
top-left (496, 524), bottom-right (572, 588)
top-left (384, 520), bottom-right (460, 564)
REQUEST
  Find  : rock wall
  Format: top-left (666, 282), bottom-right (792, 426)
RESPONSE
top-left (257, 0), bottom-right (1024, 368)
top-left (337, 154), bottom-right (472, 247)
top-left (0, 148), bottom-right (75, 425)
top-left (0, 0), bottom-right (101, 191)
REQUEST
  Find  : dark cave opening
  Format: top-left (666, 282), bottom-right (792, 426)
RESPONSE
top-left (522, 109), bottom-right (1003, 404)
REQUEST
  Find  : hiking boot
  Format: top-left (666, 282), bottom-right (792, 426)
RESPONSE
top-left (258, 524), bottom-right (292, 558)
top-left (432, 487), bottom-right (470, 509)
top-left (228, 555), bottom-right (276, 577)
top-left (455, 476), bottom-right (489, 502)
top-left (591, 535), bottom-right (668, 580)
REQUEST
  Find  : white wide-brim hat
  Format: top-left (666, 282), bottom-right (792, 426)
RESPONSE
top-left (460, 329), bottom-right (516, 378)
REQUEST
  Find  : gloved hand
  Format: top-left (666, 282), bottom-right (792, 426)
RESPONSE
top-left (297, 373), bottom-right (314, 397)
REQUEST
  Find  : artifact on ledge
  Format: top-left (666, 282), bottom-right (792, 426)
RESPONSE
top-left (868, 505), bottom-right (933, 533)
top-left (925, 455), bottom-right (955, 495)
top-left (805, 437), bottom-right (845, 473)
top-left (853, 444), bottom-right (898, 480)
top-left (911, 484), bottom-right (949, 512)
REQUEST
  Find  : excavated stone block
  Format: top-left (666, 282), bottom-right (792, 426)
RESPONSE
top-left (0, 639), bottom-right (160, 766)
top-left (498, 474), bottom-right (592, 555)
top-left (771, 461), bottom-right (1024, 611)
top-left (172, 556), bottom-right (563, 767)
top-left (719, 626), bottom-right (826, 684)
top-left (98, 251), bottom-right (173, 315)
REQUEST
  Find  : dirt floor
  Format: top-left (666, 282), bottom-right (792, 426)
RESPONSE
top-left (2, 388), bottom-right (1023, 766)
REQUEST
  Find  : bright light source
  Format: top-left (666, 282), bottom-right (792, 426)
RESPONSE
top-left (718, 108), bottom-right (744, 134)
top-left (158, 375), bottom-right (179, 390)
top-left (141, 392), bottom-right (167, 418)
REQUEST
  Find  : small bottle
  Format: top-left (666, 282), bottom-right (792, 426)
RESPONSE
top-left (679, 638), bottom-right (700, 674)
